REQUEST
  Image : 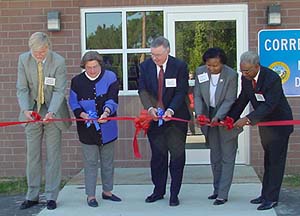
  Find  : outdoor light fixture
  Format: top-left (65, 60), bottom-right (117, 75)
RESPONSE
top-left (47, 11), bottom-right (61, 32)
top-left (267, 4), bottom-right (281, 26)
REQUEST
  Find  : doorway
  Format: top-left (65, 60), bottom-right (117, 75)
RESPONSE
top-left (165, 4), bottom-right (249, 164)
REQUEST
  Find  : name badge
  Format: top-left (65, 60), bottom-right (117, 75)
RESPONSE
top-left (165, 78), bottom-right (176, 87)
top-left (255, 93), bottom-right (265, 101)
top-left (44, 77), bottom-right (56, 86)
top-left (188, 79), bottom-right (195, 87)
top-left (197, 73), bottom-right (209, 83)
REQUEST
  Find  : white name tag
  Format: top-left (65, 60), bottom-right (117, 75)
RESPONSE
top-left (197, 73), bottom-right (209, 83)
top-left (188, 79), bottom-right (195, 87)
top-left (165, 78), bottom-right (176, 87)
top-left (44, 77), bottom-right (56, 86)
top-left (255, 93), bottom-right (265, 101)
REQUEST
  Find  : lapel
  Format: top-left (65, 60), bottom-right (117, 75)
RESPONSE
top-left (214, 68), bottom-right (226, 107)
top-left (150, 61), bottom-right (159, 95)
top-left (28, 55), bottom-right (39, 91)
top-left (256, 68), bottom-right (265, 92)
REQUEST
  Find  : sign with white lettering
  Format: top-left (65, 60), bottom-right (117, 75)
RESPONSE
top-left (258, 29), bottom-right (300, 96)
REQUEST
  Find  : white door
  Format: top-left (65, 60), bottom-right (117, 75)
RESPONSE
top-left (165, 4), bottom-right (250, 164)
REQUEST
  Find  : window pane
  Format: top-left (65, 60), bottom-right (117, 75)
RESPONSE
top-left (86, 12), bottom-right (122, 49)
top-left (127, 53), bottom-right (150, 90)
top-left (102, 54), bottom-right (123, 90)
top-left (127, 11), bottom-right (163, 48)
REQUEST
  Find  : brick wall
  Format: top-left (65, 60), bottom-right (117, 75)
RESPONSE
top-left (0, 0), bottom-right (299, 178)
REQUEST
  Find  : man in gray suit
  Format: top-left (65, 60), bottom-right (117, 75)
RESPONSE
top-left (194, 48), bottom-right (241, 205)
top-left (16, 32), bottom-right (71, 210)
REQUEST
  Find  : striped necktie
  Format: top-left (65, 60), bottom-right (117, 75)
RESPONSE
top-left (37, 62), bottom-right (44, 112)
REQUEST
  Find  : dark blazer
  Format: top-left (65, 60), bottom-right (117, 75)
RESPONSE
top-left (229, 66), bottom-right (293, 135)
top-left (138, 55), bottom-right (190, 122)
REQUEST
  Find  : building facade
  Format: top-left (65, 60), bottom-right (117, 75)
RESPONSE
top-left (0, 0), bottom-right (299, 177)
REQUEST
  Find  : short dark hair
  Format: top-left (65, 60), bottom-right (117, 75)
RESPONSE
top-left (80, 51), bottom-right (103, 69)
top-left (202, 47), bottom-right (227, 64)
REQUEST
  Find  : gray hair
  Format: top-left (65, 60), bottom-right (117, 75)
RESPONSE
top-left (28, 32), bottom-right (51, 51)
top-left (240, 51), bottom-right (260, 65)
top-left (151, 36), bottom-right (170, 49)
top-left (80, 51), bottom-right (103, 69)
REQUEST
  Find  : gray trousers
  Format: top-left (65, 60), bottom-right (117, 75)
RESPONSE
top-left (81, 141), bottom-right (115, 197)
top-left (208, 126), bottom-right (238, 200)
top-left (25, 105), bottom-right (62, 201)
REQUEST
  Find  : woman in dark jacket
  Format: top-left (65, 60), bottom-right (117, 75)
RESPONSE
top-left (69, 51), bottom-right (121, 207)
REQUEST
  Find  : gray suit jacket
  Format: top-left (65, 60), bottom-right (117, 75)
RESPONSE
top-left (194, 64), bottom-right (241, 140)
top-left (16, 50), bottom-right (71, 131)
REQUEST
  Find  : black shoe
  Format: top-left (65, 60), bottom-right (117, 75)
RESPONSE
top-left (208, 194), bottom-right (218, 200)
top-left (257, 201), bottom-right (278, 210)
top-left (213, 198), bottom-right (227, 205)
top-left (169, 196), bottom-right (180, 207)
top-left (145, 193), bottom-right (164, 203)
top-left (250, 196), bottom-right (264, 204)
top-left (46, 200), bottom-right (57, 210)
top-left (20, 200), bottom-right (39, 210)
top-left (102, 193), bottom-right (122, 202)
top-left (87, 198), bottom-right (99, 207)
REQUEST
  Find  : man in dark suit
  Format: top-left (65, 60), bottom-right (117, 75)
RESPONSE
top-left (138, 36), bottom-right (190, 207)
top-left (229, 51), bottom-right (293, 211)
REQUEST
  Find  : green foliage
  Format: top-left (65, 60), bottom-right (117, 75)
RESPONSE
top-left (0, 177), bottom-right (69, 195)
top-left (283, 175), bottom-right (300, 188)
top-left (175, 20), bottom-right (237, 74)
top-left (0, 177), bottom-right (27, 195)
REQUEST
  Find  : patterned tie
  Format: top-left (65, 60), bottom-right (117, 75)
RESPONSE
top-left (157, 65), bottom-right (164, 108)
top-left (37, 62), bottom-right (44, 112)
top-left (252, 79), bottom-right (257, 90)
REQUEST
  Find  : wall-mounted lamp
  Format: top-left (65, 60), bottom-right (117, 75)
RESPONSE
top-left (47, 11), bottom-right (61, 32)
top-left (267, 4), bottom-right (281, 26)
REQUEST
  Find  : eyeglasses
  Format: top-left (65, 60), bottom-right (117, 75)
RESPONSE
top-left (86, 64), bottom-right (100, 71)
top-left (239, 66), bottom-right (254, 73)
top-left (151, 49), bottom-right (167, 58)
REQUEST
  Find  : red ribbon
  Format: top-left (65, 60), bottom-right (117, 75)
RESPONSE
top-left (2, 112), bottom-right (300, 159)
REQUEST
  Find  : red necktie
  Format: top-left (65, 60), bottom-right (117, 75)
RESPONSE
top-left (252, 79), bottom-right (257, 89)
top-left (157, 65), bottom-right (164, 108)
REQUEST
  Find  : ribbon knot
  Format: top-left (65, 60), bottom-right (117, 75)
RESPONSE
top-left (86, 111), bottom-right (101, 131)
top-left (221, 116), bottom-right (234, 130)
top-left (133, 110), bottom-right (152, 158)
top-left (196, 114), bottom-right (210, 126)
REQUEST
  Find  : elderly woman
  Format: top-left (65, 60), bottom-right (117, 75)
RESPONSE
top-left (69, 51), bottom-right (121, 207)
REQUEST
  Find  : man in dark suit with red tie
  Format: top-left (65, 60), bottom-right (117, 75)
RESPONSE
top-left (138, 36), bottom-right (190, 207)
top-left (229, 51), bottom-right (293, 211)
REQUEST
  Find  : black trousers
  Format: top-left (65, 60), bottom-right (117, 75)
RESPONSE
top-left (259, 126), bottom-right (291, 202)
top-left (147, 121), bottom-right (187, 198)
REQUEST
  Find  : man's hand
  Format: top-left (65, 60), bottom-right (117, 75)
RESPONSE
top-left (234, 117), bottom-right (250, 128)
top-left (24, 110), bottom-right (34, 120)
top-left (148, 107), bottom-right (159, 121)
top-left (43, 112), bottom-right (55, 122)
top-left (162, 109), bottom-right (173, 122)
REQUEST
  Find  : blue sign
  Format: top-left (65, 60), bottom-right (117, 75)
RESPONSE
top-left (258, 29), bottom-right (300, 97)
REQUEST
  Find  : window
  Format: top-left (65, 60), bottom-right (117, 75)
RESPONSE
top-left (82, 8), bottom-right (163, 94)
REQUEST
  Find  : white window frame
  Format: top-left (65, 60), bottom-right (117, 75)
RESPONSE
top-left (81, 7), bottom-right (164, 96)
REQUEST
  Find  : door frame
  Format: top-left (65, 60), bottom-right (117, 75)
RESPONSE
top-left (164, 4), bottom-right (250, 164)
